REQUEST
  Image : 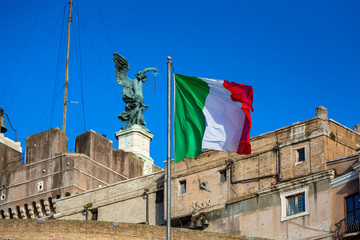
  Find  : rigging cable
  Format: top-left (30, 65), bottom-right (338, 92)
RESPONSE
top-left (31, 85), bottom-right (65, 133)
top-left (95, 0), bottom-right (115, 52)
top-left (4, 13), bottom-right (64, 108)
top-left (0, 0), bottom-right (47, 103)
top-left (74, 0), bottom-right (86, 131)
top-left (50, 1), bottom-right (68, 128)
top-left (68, 86), bottom-right (84, 130)
top-left (77, 15), bottom-right (123, 103)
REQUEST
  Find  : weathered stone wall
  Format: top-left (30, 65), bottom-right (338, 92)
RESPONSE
top-left (206, 172), bottom-right (334, 240)
top-left (0, 142), bottom-right (21, 171)
top-left (112, 149), bottom-right (144, 179)
top-left (0, 128), bottom-right (150, 220)
top-left (0, 152), bottom-right (131, 210)
top-left (25, 128), bottom-right (68, 164)
top-left (0, 219), bottom-right (269, 240)
top-left (75, 130), bottom-right (144, 179)
top-left (169, 118), bottom-right (328, 218)
top-left (169, 112), bottom-right (360, 219)
top-left (55, 171), bottom-right (165, 226)
top-left (76, 130), bottom-right (113, 167)
top-left (326, 153), bottom-right (359, 176)
top-left (326, 120), bottom-right (360, 161)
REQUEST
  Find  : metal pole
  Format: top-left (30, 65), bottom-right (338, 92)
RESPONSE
top-left (166, 56), bottom-right (172, 240)
top-left (62, 0), bottom-right (72, 134)
top-left (144, 188), bottom-right (149, 225)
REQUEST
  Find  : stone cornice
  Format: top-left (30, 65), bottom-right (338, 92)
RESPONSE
top-left (115, 124), bottom-right (153, 139)
top-left (25, 153), bottom-right (129, 180)
top-left (352, 161), bottom-right (360, 171)
top-left (326, 153), bottom-right (358, 164)
top-left (250, 117), bottom-right (318, 141)
top-left (258, 170), bottom-right (335, 196)
top-left (331, 171), bottom-right (359, 188)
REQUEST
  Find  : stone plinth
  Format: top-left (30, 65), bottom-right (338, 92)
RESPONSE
top-left (115, 125), bottom-right (154, 175)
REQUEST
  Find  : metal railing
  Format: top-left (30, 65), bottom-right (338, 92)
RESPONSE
top-left (335, 215), bottom-right (360, 240)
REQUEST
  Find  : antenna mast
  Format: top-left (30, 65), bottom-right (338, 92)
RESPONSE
top-left (62, 0), bottom-right (72, 133)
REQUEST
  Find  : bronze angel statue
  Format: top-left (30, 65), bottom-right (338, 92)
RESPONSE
top-left (113, 53), bottom-right (156, 132)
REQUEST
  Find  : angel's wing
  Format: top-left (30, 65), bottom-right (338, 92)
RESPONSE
top-left (113, 52), bottom-right (131, 87)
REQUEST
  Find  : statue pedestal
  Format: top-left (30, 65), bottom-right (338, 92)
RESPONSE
top-left (115, 125), bottom-right (154, 175)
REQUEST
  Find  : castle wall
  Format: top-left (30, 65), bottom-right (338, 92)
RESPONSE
top-left (0, 219), bottom-right (268, 240)
top-left (0, 128), bottom-right (149, 220)
top-left (25, 128), bottom-right (68, 164)
top-left (75, 130), bottom-right (144, 178)
top-left (54, 171), bottom-right (165, 226)
top-left (0, 138), bottom-right (22, 171)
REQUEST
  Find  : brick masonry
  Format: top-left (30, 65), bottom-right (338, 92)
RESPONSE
top-left (0, 219), bottom-right (270, 240)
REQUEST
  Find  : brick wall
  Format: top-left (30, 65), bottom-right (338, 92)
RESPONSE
top-left (0, 219), bottom-right (270, 240)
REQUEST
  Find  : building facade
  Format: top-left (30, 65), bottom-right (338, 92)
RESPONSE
top-left (0, 127), bottom-right (160, 220)
top-left (1, 106), bottom-right (360, 240)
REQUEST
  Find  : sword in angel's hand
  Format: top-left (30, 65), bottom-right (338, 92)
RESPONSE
top-left (152, 67), bottom-right (159, 93)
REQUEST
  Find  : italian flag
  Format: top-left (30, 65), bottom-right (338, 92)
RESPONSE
top-left (174, 74), bottom-right (253, 162)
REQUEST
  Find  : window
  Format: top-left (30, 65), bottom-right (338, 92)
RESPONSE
top-left (219, 170), bottom-right (227, 183)
top-left (90, 209), bottom-right (98, 220)
top-left (280, 187), bottom-right (309, 221)
top-left (155, 190), bottom-right (164, 203)
top-left (287, 193), bottom-right (305, 216)
top-left (179, 180), bottom-right (186, 194)
top-left (37, 181), bottom-right (44, 191)
top-left (346, 194), bottom-right (360, 225)
top-left (297, 148), bottom-right (305, 162)
top-left (294, 146), bottom-right (306, 165)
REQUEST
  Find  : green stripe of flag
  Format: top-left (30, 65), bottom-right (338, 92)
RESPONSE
top-left (174, 74), bottom-right (210, 162)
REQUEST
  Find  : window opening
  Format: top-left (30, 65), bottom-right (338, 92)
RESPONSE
top-left (32, 202), bottom-right (39, 218)
top-left (280, 187), bottom-right (309, 221)
top-left (287, 193), bottom-right (305, 216)
top-left (220, 169), bottom-right (227, 183)
top-left (156, 190), bottom-right (164, 203)
top-left (90, 208), bottom-right (98, 220)
top-left (297, 148), bottom-right (305, 162)
top-left (346, 194), bottom-right (360, 225)
top-left (180, 180), bottom-right (186, 194)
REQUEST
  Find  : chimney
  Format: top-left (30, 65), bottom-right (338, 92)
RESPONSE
top-left (316, 106), bottom-right (328, 120)
top-left (354, 124), bottom-right (360, 134)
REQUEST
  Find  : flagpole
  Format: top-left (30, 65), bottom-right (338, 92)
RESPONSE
top-left (62, 0), bottom-right (72, 134)
top-left (166, 56), bottom-right (172, 240)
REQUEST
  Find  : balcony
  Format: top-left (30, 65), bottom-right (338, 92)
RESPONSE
top-left (335, 215), bottom-right (360, 240)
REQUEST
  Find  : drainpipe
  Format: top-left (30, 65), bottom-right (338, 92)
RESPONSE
top-left (275, 141), bottom-right (282, 183)
top-left (226, 160), bottom-right (277, 184)
top-left (143, 188), bottom-right (149, 225)
top-left (309, 140), bottom-right (312, 174)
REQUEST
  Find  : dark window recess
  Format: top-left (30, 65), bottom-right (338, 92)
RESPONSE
top-left (90, 209), bottom-right (98, 220)
top-left (156, 190), bottom-right (164, 203)
top-left (297, 148), bottom-right (305, 162)
top-left (180, 180), bottom-right (186, 194)
top-left (346, 194), bottom-right (360, 225)
top-left (220, 170), bottom-right (227, 183)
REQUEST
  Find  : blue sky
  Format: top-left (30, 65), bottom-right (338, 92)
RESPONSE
top-left (1, 0), bottom-right (359, 168)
